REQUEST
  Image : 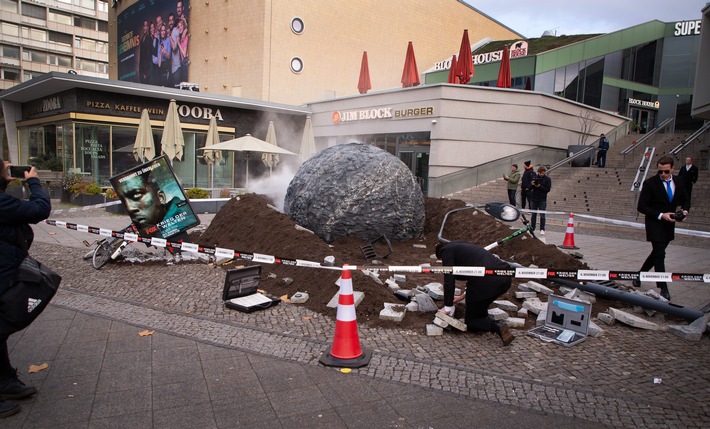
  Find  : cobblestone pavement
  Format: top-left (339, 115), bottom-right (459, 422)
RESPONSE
top-left (8, 208), bottom-right (710, 428)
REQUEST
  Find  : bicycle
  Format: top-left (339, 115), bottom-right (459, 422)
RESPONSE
top-left (82, 224), bottom-right (138, 269)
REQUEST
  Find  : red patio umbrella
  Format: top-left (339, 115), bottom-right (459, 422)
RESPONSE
top-left (455, 29), bottom-right (474, 84)
top-left (447, 55), bottom-right (459, 84)
top-left (496, 45), bottom-right (512, 88)
top-left (357, 51), bottom-right (372, 94)
top-left (401, 41), bottom-right (420, 88)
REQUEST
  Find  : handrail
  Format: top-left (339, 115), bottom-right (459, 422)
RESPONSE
top-left (548, 146), bottom-right (596, 171)
top-left (670, 121), bottom-right (710, 155)
top-left (548, 121), bottom-right (629, 172)
top-left (620, 117), bottom-right (674, 155)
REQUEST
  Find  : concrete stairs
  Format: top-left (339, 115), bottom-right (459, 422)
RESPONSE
top-left (446, 132), bottom-right (710, 233)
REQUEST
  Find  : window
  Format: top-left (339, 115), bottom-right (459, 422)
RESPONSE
top-left (49, 31), bottom-right (72, 46)
top-left (1, 68), bottom-right (20, 81)
top-left (81, 38), bottom-right (96, 52)
top-left (1, 0), bottom-right (18, 13)
top-left (22, 49), bottom-right (47, 63)
top-left (49, 10), bottom-right (73, 26)
top-left (75, 58), bottom-right (108, 74)
top-left (48, 53), bottom-right (72, 67)
top-left (21, 2), bottom-right (47, 20)
top-left (98, 0), bottom-right (107, 13)
top-left (1, 44), bottom-right (20, 58)
top-left (74, 16), bottom-right (96, 31)
top-left (1, 22), bottom-right (19, 37)
top-left (22, 70), bottom-right (43, 81)
top-left (21, 27), bottom-right (47, 42)
top-left (76, 0), bottom-right (95, 9)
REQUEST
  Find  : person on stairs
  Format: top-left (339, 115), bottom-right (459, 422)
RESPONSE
top-left (520, 160), bottom-right (535, 209)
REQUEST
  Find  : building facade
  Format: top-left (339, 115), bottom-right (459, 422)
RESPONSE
top-left (108, 0), bottom-right (522, 105)
top-left (425, 20), bottom-right (705, 132)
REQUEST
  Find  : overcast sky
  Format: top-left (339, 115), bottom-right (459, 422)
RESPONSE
top-left (465, 0), bottom-right (708, 38)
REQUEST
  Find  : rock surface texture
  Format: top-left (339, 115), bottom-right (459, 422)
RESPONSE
top-left (284, 143), bottom-right (425, 243)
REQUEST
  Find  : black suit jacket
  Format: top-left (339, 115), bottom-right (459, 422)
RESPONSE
top-left (678, 164), bottom-right (699, 189)
top-left (637, 175), bottom-right (690, 243)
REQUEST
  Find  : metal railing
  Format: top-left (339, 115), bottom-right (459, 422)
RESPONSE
top-left (548, 121), bottom-right (630, 172)
top-left (670, 121), bottom-right (710, 156)
top-left (620, 117), bottom-right (674, 155)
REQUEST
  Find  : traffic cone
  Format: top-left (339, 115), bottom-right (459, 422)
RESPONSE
top-left (558, 213), bottom-right (579, 249)
top-left (319, 266), bottom-right (372, 368)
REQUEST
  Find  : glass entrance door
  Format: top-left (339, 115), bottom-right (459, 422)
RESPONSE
top-left (399, 147), bottom-right (429, 194)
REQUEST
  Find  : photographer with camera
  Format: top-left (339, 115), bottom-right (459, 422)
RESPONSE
top-left (529, 166), bottom-right (551, 235)
top-left (634, 156), bottom-right (689, 300)
top-left (0, 161), bottom-right (50, 417)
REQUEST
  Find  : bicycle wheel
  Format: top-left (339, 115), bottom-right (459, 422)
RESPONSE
top-left (92, 239), bottom-right (124, 269)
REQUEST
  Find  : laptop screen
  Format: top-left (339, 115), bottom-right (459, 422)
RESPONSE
top-left (545, 295), bottom-right (591, 336)
top-left (222, 266), bottom-right (261, 301)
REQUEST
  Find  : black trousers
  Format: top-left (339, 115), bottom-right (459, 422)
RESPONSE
top-left (507, 189), bottom-right (517, 206)
top-left (640, 241), bottom-right (669, 290)
top-left (0, 339), bottom-right (12, 380)
top-left (464, 279), bottom-right (511, 332)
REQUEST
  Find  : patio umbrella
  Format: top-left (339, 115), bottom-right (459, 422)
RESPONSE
top-left (133, 109), bottom-right (155, 162)
top-left (455, 29), bottom-right (474, 85)
top-left (447, 54), bottom-right (459, 84)
top-left (199, 134), bottom-right (296, 188)
top-left (496, 45), bottom-right (512, 88)
top-left (401, 41), bottom-right (420, 88)
top-left (160, 99), bottom-right (184, 163)
top-left (203, 116), bottom-right (222, 188)
top-left (357, 51), bottom-right (372, 94)
top-left (299, 115), bottom-right (317, 163)
top-left (261, 120), bottom-right (280, 175)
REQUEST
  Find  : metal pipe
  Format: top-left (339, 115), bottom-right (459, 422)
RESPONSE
top-left (549, 278), bottom-right (704, 322)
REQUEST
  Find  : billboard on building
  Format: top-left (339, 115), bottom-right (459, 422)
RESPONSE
top-left (117, 0), bottom-right (190, 88)
top-left (110, 155), bottom-right (199, 239)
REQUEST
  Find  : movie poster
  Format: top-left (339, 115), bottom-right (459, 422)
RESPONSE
top-left (117, 0), bottom-right (190, 88)
top-left (110, 155), bottom-right (200, 239)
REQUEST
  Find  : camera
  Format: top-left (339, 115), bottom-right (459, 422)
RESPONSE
top-left (670, 210), bottom-right (686, 221)
top-left (9, 166), bottom-right (31, 178)
top-left (531, 179), bottom-right (539, 186)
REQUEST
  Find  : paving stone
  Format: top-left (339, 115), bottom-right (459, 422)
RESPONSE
top-left (426, 324), bottom-right (444, 336)
top-left (517, 307), bottom-right (529, 318)
top-left (359, 269), bottom-right (383, 285)
top-left (667, 314), bottom-right (710, 341)
top-left (522, 298), bottom-right (546, 315)
top-left (434, 312), bottom-right (467, 332)
top-left (515, 291), bottom-right (537, 299)
top-left (597, 312), bottom-right (615, 325)
top-left (505, 317), bottom-right (526, 328)
top-left (432, 317), bottom-right (449, 329)
top-left (393, 274), bottom-right (406, 282)
top-left (379, 303), bottom-right (406, 322)
top-left (393, 289), bottom-right (413, 301)
top-left (563, 288), bottom-right (596, 303)
top-left (517, 283), bottom-right (531, 292)
top-left (423, 282), bottom-right (444, 300)
top-left (385, 278), bottom-right (400, 292)
top-left (494, 300), bottom-right (518, 312)
top-left (487, 307), bottom-right (509, 321)
top-left (290, 292), bottom-right (309, 304)
top-left (326, 291), bottom-right (365, 308)
top-left (525, 281), bottom-right (554, 295)
top-left (414, 292), bottom-right (439, 312)
top-left (405, 301), bottom-right (419, 312)
top-left (587, 321), bottom-right (604, 337)
top-left (608, 308), bottom-right (660, 330)
top-left (536, 309), bottom-right (547, 326)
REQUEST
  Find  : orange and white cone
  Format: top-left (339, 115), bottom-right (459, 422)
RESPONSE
top-left (558, 213), bottom-right (579, 249)
top-left (319, 266), bottom-right (372, 368)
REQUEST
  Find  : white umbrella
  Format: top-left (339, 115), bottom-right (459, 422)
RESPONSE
top-left (299, 115), bottom-right (317, 163)
top-left (133, 109), bottom-right (155, 162)
top-left (199, 134), bottom-right (296, 188)
top-left (160, 99), bottom-right (184, 163)
top-left (261, 121), bottom-right (280, 175)
top-left (203, 116), bottom-right (222, 189)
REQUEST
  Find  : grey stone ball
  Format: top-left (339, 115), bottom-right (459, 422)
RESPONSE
top-left (284, 143), bottom-right (424, 243)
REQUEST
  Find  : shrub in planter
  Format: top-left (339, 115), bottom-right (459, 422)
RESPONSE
top-left (85, 183), bottom-right (102, 195)
top-left (185, 187), bottom-right (210, 199)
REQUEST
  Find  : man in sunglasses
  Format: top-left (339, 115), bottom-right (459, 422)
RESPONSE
top-left (634, 156), bottom-right (690, 300)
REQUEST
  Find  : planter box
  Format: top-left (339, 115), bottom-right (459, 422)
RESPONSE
top-left (70, 193), bottom-right (106, 206)
top-left (189, 198), bottom-right (231, 214)
top-left (105, 198), bottom-right (127, 215)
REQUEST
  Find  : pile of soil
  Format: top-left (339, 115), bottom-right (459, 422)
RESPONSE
top-left (193, 194), bottom-right (612, 331)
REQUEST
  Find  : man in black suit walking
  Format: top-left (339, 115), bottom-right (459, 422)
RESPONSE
top-left (678, 156), bottom-right (699, 205)
top-left (633, 156), bottom-right (690, 300)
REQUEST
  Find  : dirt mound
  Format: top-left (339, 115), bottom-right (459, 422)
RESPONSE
top-left (194, 194), bottom-right (603, 331)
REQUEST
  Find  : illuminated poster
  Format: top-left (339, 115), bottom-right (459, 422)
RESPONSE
top-left (110, 155), bottom-right (199, 239)
top-left (117, 0), bottom-right (190, 88)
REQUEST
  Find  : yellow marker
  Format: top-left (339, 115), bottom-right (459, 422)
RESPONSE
top-left (340, 368), bottom-right (352, 374)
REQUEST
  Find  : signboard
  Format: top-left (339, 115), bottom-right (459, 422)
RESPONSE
top-left (117, 0), bottom-right (190, 87)
top-left (674, 20), bottom-right (701, 36)
top-left (110, 155), bottom-right (199, 239)
top-left (628, 98), bottom-right (660, 110)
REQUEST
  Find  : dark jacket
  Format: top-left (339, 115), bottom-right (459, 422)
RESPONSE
top-left (637, 175), bottom-right (690, 243)
top-left (530, 174), bottom-right (551, 202)
top-left (0, 178), bottom-right (51, 294)
top-left (521, 167), bottom-right (535, 190)
top-left (678, 164), bottom-right (699, 189)
top-left (598, 137), bottom-right (609, 151)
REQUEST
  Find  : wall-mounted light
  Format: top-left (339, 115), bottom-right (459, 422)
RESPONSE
top-left (431, 119), bottom-right (437, 124)
top-left (223, 55), bottom-right (228, 59)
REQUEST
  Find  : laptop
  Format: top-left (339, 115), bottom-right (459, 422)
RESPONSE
top-left (527, 295), bottom-right (591, 347)
top-left (222, 266), bottom-right (280, 313)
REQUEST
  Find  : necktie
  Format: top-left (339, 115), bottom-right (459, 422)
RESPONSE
top-left (665, 180), bottom-right (673, 202)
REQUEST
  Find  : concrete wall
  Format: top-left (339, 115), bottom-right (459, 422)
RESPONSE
top-left (692, 4), bottom-right (710, 120)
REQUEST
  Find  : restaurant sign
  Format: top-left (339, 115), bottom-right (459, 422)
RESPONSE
top-left (332, 106), bottom-right (434, 124)
top-left (628, 98), bottom-right (660, 110)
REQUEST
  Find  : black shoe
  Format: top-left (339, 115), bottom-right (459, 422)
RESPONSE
top-left (0, 400), bottom-right (20, 418)
top-left (660, 288), bottom-right (671, 301)
top-left (0, 370), bottom-right (37, 401)
top-left (492, 321), bottom-right (515, 346)
top-left (632, 279), bottom-right (641, 288)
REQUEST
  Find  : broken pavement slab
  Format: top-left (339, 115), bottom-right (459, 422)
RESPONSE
top-left (379, 303), bottom-right (407, 322)
top-left (522, 298), bottom-right (547, 315)
top-left (493, 299), bottom-right (518, 312)
top-left (434, 312), bottom-right (467, 331)
top-left (524, 281), bottom-right (554, 295)
top-left (426, 323), bottom-right (444, 336)
top-left (667, 313), bottom-right (710, 341)
top-left (487, 307), bottom-right (509, 321)
top-left (327, 291), bottom-right (365, 308)
top-left (608, 307), bottom-right (660, 330)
